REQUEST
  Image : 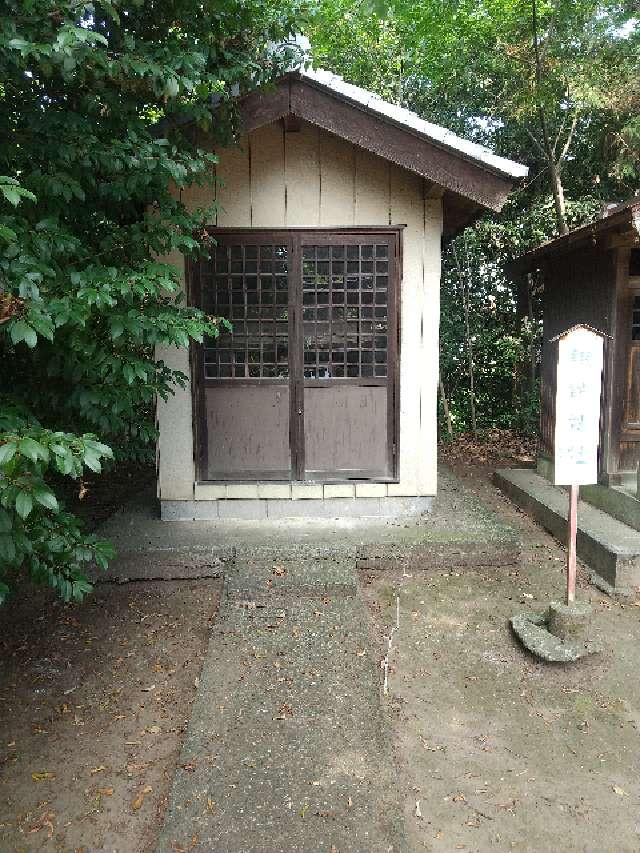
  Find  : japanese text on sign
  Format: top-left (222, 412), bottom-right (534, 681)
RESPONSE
top-left (554, 326), bottom-right (604, 486)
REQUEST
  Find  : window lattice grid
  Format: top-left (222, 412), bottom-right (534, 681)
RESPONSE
top-left (302, 243), bottom-right (389, 379)
top-left (202, 243), bottom-right (289, 378)
top-left (632, 294), bottom-right (640, 342)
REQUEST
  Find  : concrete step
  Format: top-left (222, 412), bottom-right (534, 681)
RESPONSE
top-left (581, 483), bottom-right (640, 532)
top-left (494, 468), bottom-right (640, 597)
top-left (95, 464), bottom-right (519, 583)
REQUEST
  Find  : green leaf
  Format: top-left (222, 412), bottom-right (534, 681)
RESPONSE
top-left (33, 488), bottom-right (59, 512)
top-left (0, 534), bottom-right (16, 563)
top-left (0, 508), bottom-right (12, 532)
top-left (7, 38), bottom-right (29, 51)
top-left (0, 442), bottom-right (17, 465)
top-left (83, 451), bottom-right (102, 472)
top-left (15, 491), bottom-right (33, 519)
top-left (10, 320), bottom-right (37, 348)
top-left (71, 578), bottom-right (93, 601)
top-left (18, 437), bottom-right (48, 463)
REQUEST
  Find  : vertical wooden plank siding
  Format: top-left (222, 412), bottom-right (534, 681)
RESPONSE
top-left (215, 140), bottom-right (251, 227)
top-left (355, 148), bottom-right (390, 223)
top-left (319, 132), bottom-right (356, 226)
top-left (388, 165), bottom-right (425, 496)
top-left (155, 249), bottom-right (196, 500)
top-left (284, 122), bottom-right (320, 227)
top-left (419, 191), bottom-right (443, 493)
top-left (250, 123), bottom-right (286, 227)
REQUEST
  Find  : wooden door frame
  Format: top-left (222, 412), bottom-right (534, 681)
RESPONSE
top-left (188, 226), bottom-right (403, 484)
top-left (620, 275), bottom-right (640, 438)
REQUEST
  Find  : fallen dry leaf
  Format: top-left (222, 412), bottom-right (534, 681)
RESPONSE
top-left (275, 702), bottom-right (294, 720)
top-left (171, 836), bottom-right (199, 852)
top-left (612, 785), bottom-right (628, 797)
top-left (32, 771), bottom-right (56, 782)
top-left (28, 810), bottom-right (56, 837)
top-left (90, 765), bottom-right (106, 775)
top-left (126, 762), bottom-right (148, 776)
top-left (97, 787), bottom-right (114, 796)
top-left (131, 785), bottom-right (152, 811)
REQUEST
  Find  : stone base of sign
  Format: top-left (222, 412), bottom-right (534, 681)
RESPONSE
top-left (494, 468), bottom-right (640, 598)
top-left (510, 607), bottom-right (602, 663)
top-left (547, 600), bottom-right (593, 642)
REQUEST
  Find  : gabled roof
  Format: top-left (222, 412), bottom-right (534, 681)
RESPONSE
top-left (238, 69), bottom-right (528, 236)
top-left (298, 68), bottom-right (527, 182)
top-left (510, 199), bottom-right (640, 275)
top-left (550, 323), bottom-right (610, 342)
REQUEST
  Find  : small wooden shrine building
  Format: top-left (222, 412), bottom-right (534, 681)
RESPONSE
top-left (512, 200), bottom-right (640, 488)
top-left (156, 67), bottom-right (526, 520)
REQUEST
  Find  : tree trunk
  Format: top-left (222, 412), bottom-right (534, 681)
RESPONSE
top-left (548, 158), bottom-right (569, 235)
top-left (531, 0), bottom-right (570, 236)
top-left (439, 376), bottom-right (454, 440)
top-left (462, 276), bottom-right (477, 436)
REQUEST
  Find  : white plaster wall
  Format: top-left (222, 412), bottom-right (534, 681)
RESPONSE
top-left (157, 119), bottom-right (443, 500)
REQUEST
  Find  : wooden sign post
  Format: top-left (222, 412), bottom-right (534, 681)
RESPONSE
top-left (553, 325), bottom-right (605, 604)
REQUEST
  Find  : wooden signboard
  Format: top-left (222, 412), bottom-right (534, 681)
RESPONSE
top-left (554, 326), bottom-right (604, 487)
top-left (552, 325), bottom-right (605, 603)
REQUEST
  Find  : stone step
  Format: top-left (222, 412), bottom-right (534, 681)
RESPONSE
top-left (494, 468), bottom-right (640, 597)
top-left (580, 483), bottom-right (640, 533)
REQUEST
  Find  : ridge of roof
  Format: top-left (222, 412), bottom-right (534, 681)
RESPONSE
top-left (297, 67), bottom-right (529, 182)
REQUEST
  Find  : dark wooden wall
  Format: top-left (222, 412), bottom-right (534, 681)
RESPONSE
top-left (539, 246), bottom-right (617, 474)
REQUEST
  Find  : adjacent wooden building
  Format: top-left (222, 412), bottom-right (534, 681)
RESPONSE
top-left (512, 200), bottom-right (640, 488)
top-left (156, 67), bottom-right (526, 520)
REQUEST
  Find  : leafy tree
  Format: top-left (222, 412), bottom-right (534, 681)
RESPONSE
top-left (0, 0), bottom-right (306, 603)
top-left (309, 1), bottom-right (638, 437)
top-left (311, 1), bottom-right (639, 229)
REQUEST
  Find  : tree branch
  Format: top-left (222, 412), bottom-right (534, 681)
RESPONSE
top-left (558, 109), bottom-right (580, 165)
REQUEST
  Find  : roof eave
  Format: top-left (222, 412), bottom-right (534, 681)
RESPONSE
top-left (508, 201), bottom-right (640, 276)
top-left (291, 71), bottom-right (527, 185)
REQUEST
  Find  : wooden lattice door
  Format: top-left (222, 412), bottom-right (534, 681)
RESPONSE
top-left (623, 286), bottom-right (640, 432)
top-left (190, 229), bottom-right (400, 482)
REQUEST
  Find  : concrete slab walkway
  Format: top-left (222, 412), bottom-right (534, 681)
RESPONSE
top-left (156, 553), bottom-right (404, 853)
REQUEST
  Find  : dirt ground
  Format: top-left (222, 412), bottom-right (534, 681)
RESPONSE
top-left (362, 442), bottom-right (640, 853)
top-left (3, 432), bottom-right (640, 853)
top-left (0, 579), bottom-right (221, 853)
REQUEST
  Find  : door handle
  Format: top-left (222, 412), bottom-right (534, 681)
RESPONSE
top-left (298, 408), bottom-right (302, 415)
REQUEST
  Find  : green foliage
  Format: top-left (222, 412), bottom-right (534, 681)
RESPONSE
top-left (0, 402), bottom-right (115, 604)
top-left (0, 0), bottom-right (306, 602)
top-left (310, 1), bottom-right (639, 199)
top-left (440, 196), bottom-right (603, 436)
top-left (310, 1), bottom-right (638, 437)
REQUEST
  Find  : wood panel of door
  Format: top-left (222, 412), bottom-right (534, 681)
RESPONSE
top-left (622, 287), bottom-right (640, 435)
